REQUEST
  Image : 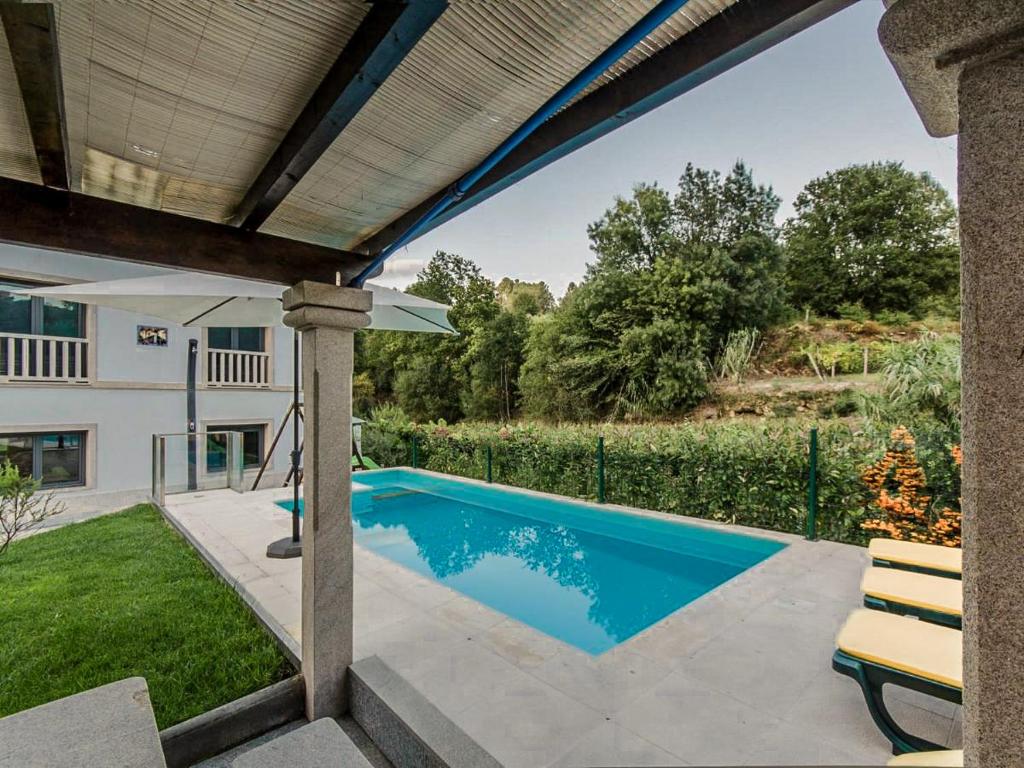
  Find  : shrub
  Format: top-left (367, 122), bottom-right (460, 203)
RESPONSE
top-left (803, 341), bottom-right (866, 378)
top-left (361, 405), bottom-right (416, 467)
top-left (874, 309), bottom-right (914, 327)
top-left (715, 328), bottom-right (761, 385)
top-left (877, 335), bottom-right (960, 426)
top-left (822, 389), bottom-right (860, 418)
top-left (0, 460), bottom-right (65, 562)
top-left (837, 302), bottom-right (870, 323)
top-left (860, 427), bottom-right (961, 546)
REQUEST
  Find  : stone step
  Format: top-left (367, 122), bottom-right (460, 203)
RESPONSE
top-left (231, 718), bottom-right (373, 768)
top-left (349, 656), bottom-right (502, 768)
top-left (0, 677), bottom-right (166, 768)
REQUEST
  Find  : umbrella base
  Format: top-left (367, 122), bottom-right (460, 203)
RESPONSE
top-left (266, 536), bottom-right (302, 559)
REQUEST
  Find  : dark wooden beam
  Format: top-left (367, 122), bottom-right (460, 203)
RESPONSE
top-left (0, 2), bottom-right (70, 190)
top-left (0, 178), bottom-right (373, 285)
top-left (232, 0), bottom-right (447, 231)
top-left (354, 0), bottom-right (856, 257)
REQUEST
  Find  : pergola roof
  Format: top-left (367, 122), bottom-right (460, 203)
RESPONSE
top-left (0, 0), bottom-right (852, 285)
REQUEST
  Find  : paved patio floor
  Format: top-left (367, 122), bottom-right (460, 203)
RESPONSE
top-left (163, 483), bottom-right (961, 767)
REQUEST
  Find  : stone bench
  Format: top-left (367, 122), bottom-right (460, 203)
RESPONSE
top-left (0, 677), bottom-right (166, 768)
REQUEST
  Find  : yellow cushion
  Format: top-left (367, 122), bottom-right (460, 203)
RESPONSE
top-left (861, 567), bottom-right (962, 616)
top-left (888, 749), bottom-right (963, 766)
top-left (868, 539), bottom-right (962, 575)
top-left (836, 609), bottom-right (962, 689)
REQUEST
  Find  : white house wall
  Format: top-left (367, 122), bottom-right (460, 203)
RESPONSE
top-left (0, 243), bottom-right (301, 511)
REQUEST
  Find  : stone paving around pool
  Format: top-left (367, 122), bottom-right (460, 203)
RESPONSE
top-left (163, 485), bottom-right (961, 767)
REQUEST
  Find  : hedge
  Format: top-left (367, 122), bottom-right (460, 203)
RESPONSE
top-left (361, 419), bottom-right (960, 546)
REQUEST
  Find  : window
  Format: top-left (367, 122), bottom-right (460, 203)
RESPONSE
top-left (0, 279), bottom-right (85, 337)
top-left (0, 432), bottom-right (85, 487)
top-left (1, 279), bottom-right (87, 379)
top-left (206, 425), bottom-right (265, 473)
top-left (208, 327), bottom-right (264, 352)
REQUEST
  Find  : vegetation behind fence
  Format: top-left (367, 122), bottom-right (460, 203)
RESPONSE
top-left (362, 416), bottom-right (961, 546)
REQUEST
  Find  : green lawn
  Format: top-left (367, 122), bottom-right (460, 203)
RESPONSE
top-left (0, 505), bottom-right (293, 728)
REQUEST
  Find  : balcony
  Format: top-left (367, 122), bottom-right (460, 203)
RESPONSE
top-left (205, 348), bottom-right (271, 388)
top-left (0, 332), bottom-right (89, 384)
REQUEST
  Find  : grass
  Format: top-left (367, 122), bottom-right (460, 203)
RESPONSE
top-left (0, 504), bottom-right (293, 728)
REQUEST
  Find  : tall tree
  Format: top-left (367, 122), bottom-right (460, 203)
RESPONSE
top-left (463, 311), bottom-right (530, 421)
top-left (522, 161), bottom-right (785, 420)
top-left (783, 162), bottom-right (959, 316)
top-left (359, 251), bottom-right (498, 422)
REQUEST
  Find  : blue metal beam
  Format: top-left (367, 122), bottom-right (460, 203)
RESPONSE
top-left (233, 0), bottom-right (448, 231)
top-left (353, 0), bottom-right (856, 265)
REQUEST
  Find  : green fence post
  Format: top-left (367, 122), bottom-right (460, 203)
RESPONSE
top-left (486, 445), bottom-right (493, 483)
top-left (806, 427), bottom-right (818, 540)
top-left (597, 436), bottom-right (606, 503)
top-left (411, 435), bottom-right (419, 469)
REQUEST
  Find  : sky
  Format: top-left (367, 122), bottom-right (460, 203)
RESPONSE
top-left (375, 0), bottom-right (957, 298)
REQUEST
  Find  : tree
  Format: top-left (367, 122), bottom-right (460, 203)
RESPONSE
top-left (783, 162), bottom-right (959, 317)
top-left (463, 311), bottom-right (530, 421)
top-left (521, 161), bottom-right (785, 420)
top-left (586, 183), bottom-right (675, 273)
top-left (357, 251), bottom-right (499, 422)
top-left (496, 278), bottom-right (554, 315)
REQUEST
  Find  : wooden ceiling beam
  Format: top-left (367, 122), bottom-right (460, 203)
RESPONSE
top-left (0, 2), bottom-right (70, 190)
top-left (0, 178), bottom-right (373, 285)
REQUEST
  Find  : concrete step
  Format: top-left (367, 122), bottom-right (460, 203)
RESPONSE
top-left (0, 677), bottom-right (166, 768)
top-left (349, 656), bottom-right (502, 768)
top-left (231, 718), bottom-right (373, 768)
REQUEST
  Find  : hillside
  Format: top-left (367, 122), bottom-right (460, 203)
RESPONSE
top-left (700, 316), bottom-right (960, 422)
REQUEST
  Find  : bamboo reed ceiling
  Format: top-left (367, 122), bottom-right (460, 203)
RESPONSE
top-left (4, 0), bottom-right (736, 250)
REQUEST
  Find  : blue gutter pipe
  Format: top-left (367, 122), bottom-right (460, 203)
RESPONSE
top-left (349, 0), bottom-right (693, 287)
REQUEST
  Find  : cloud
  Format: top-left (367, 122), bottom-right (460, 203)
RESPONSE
top-left (380, 258), bottom-right (425, 278)
top-left (367, 257), bottom-right (426, 290)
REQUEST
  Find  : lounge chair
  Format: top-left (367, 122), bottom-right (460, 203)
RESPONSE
top-left (351, 454), bottom-right (380, 470)
top-left (861, 566), bottom-right (962, 628)
top-left (869, 539), bottom-right (962, 580)
top-left (888, 750), bottom-right (963, 766)
top-left (832, 609), bottom-right (962, 754)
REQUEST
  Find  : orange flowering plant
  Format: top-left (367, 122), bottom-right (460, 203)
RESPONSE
top-left (860, 426), bottom-right (961, 547)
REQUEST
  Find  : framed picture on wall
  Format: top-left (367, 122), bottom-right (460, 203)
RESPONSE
top-left (137, 326), bottom-right (168, 347)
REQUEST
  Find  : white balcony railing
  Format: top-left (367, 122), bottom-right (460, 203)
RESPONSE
top-left (0, 332), bottom-right (89, 383)
top-left (206, 349), bottom-right (271, 388)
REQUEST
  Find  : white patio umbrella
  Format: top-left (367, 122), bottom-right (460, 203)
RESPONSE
top-left (20, 271), bottom-right (453, 559)
top-left (19, 272), bottom-right (455, 333)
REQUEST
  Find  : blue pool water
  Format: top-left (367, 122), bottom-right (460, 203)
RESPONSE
top-left (276, 469), bottom-right (785, 654)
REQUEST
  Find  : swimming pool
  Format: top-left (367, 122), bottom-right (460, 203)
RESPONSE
top-left (276, 469), bottom-right (785, 654)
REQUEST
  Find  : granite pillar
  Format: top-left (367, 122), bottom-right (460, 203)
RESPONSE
top-left (958, 51), bottom-right (1024, 768)
top-left (283, 281), bottom-right (372, 720)
top-left (879, 3), bottom-right (1024, 765)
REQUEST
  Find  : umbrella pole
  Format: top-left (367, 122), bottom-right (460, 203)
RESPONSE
top-left (291, 329), bottom-right (300, 542)
top-left (267, 329), bottom-right (302, 559)
top-left (186, 339), bottom-right (198, 491)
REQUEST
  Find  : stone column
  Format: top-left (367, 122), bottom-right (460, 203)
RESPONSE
top-left (283, 281), bottom-right (371, 720)
top-left (958, 52), bottom-right (1024, 768)
top-left (880, 3), bottom-right (1024, 766)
